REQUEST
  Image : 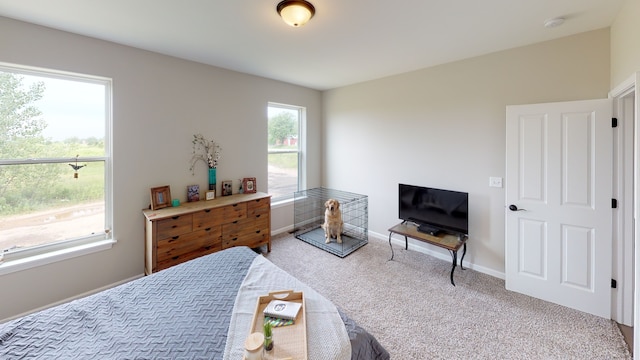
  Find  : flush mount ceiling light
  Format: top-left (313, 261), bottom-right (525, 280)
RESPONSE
top-left (544, 17), bottom-right (565, 28)
top-left (277, 0), bottom-right (315, 27)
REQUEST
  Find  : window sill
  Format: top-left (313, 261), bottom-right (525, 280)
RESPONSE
top-left (0, 239), bottom-right (116, 276)
top-left (271, 197), bottom-right (294, 209)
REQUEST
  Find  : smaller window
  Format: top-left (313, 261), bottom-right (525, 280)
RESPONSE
top-left (267, 103), bottom-right (303, 201)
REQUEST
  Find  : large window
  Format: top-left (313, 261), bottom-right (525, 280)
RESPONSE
top-left (0, 63), bottom-right (112, 268)
top-left (268, 103), bottom-right (303, 201)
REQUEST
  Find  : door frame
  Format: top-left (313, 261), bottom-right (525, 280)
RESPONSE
top-left (609, 72), bottom-right (639, 347)
top-left (610, 76), bottom-right (636, 326)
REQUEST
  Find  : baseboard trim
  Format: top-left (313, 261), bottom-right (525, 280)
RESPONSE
top-left (272, 225), bottom-right (294, 236)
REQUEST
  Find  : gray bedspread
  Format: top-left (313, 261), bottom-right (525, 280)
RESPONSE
top-left (0, 246), bottom-right (389, 359)
top-left (0, 246), bottom-right (256, 359)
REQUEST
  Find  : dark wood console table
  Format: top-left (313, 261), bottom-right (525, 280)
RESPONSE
top-left (388, 222), bottom-right (468, 286)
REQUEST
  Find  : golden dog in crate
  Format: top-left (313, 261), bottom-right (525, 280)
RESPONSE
top-left (322, 198), bottom-right (343, 244)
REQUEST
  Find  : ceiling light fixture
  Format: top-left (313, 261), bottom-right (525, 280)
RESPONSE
top-left (544, 17), bottom-right (565, 28)
top-left (277, 0), bottom-right (315, 27)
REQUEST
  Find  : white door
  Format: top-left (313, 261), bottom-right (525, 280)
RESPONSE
top-left (505, 99), bottom-right (612, 318)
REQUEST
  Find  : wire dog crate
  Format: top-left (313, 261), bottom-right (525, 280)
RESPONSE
top-left (294, 187), bottom-right (368, 257)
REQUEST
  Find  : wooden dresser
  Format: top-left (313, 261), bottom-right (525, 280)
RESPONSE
top-left (143, 192), bottom-right (271, 274)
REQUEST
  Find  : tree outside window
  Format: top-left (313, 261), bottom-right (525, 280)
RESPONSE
top-left (268, 104), bottom-right (302, 201)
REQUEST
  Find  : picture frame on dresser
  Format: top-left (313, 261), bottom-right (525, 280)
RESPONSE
top-left (150, 186), bottom-right (171, 210)
top-left (242, 177), bottom-right (256, 194)
top-left (187, 184), bottom-right (200, 202)
top-left (222, 180), bottom-right (233, 196)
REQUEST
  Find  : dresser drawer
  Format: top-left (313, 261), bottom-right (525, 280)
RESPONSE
top-left (192, 203), bottom-right (247, 230)
top-left (222, 232), bottom-right (269, 249)
top-left (222, 202), bottom-right (247, 221)
top-left (156, 227), bottom-right (222, 269)
top-left (157, 246), bottom-right (219, 271)
top-left (222, 217), bottom-right (269, 248)
top-left (247, 197), bottom-right (270, 217)
top-left (192, 208), bottom-right (227, 229)
top-left (157, 214), bottom-right (193, 238)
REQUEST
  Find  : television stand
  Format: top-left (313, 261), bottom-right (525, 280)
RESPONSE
top-left (388, 222), bottom-right (467, 286)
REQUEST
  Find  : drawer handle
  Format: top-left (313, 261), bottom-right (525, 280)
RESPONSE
top-left (204, 246), bottom-right (211, 250)
top-left (233, 220), bottom-right (238, 224)
top-left (172, 225), bottom-right (178, 229)
top-left (232, 204), bottom-right (238, 207)
top-left (232, 237), bottom-right (238, 241)
top-left (205, 227), bottom-right (212, 231)
top-left (172, 256), bottom-right (179, 260)
top-left (172, 236), bottom-right (179, 240)
top-left (204, 209), bottom-right (211, 213)
top-left (255, 230), bottom-right (261, 234)
top-left (256, 214), bottom-right (261, 218)
top-left (172, 216), bottom-right (179, 220)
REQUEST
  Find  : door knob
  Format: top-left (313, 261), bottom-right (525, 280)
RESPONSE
top-left (509, 204), bottom-right (526, 211)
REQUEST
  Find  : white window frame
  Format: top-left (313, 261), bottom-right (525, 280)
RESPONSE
top-left (0, 63), bottom-right (115, 275)
top-left (268, 102), bottom-right (306, 203)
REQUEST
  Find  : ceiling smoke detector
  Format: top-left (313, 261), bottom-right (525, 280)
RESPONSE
top-left (544, 17), bottom-right (565, 28)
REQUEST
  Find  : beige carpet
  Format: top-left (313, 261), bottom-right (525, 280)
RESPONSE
top-left (262, 233), bottom-right (632, 359)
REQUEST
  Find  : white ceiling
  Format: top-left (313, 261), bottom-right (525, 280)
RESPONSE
top-left (0, 0), bottom-right (625, 90)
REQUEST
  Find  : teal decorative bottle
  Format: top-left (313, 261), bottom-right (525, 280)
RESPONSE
top-left (208, 168), bottom-right (216, 190)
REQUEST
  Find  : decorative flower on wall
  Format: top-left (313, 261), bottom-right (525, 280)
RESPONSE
top-left (189, 134), bottom-right (221, 174)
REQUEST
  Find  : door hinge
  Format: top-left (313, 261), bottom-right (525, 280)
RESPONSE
top-left (612, 199), bottom-right (618, 209)
top-left (611, 279), bottom-right (617, 289)
top-left (612, 117), bottom-right (618, 128)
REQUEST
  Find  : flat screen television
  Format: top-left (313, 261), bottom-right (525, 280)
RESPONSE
top-left (398, 184), bottom-right (468, 236)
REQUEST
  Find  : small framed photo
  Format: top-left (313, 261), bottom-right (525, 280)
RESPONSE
top-left (187, 184), bottom-right (200, 202)
top-left (205, 190), bottom-right (215, 201)
top-left (242, 177), bottom-right (256, 194)
top-left (222, 180), bottom-right (233, 196)
top-left (150, 186), bottom-right (171, 210)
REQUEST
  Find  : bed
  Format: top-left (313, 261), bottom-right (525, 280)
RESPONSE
top-left (0, 246), bottom-right (389, 359)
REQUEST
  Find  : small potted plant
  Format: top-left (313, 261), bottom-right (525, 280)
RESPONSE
top-left (263, 321), bottom-right (273, 351)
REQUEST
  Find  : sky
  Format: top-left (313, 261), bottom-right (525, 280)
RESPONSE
top-left (20, 73), bottom-right (106, 141)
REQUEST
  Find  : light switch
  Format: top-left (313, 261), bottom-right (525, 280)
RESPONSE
top-left (489, 177), bottom-right (503, 188)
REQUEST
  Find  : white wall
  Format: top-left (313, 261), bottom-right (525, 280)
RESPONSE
top-left (0, 16), bottom-right (322, 321)
top-left (611, 0), bottom-right (640, 87)
top-left (322, 29), bottom-right (611, 275)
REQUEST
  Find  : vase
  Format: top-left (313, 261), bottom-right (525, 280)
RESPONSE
top-left (208, 168), bottom-right (216, 190)
top-left (264, 334), bottom-right (273, 351)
